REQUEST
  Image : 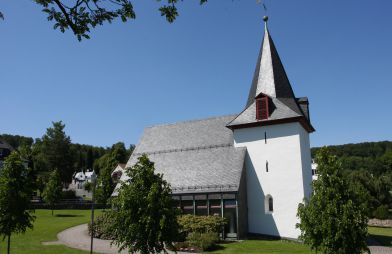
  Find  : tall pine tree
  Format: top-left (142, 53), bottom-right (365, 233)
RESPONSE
top-left (41, 121), bottom-right (73, 184)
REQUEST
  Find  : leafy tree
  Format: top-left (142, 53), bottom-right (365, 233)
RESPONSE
top-left (297, 148), bottom-right (369, 254)
top-left (0, 152), bottom-right (35, 254)
top-left (84, 181), bottom-right (92, 192)
top-left (31, 138), bottom-right (50, 174)
top-left (31, 0), bottom-right (208, 41)
top-left (42, 169), bottom-right (62, 216)
top-left (40, 121), bottom-right (74, 184)
top-left (111, 142), bottom-right (128, 163)
top-left (94, 142), bottom-right (129, 204)
top-left (35, 173), bottom-right (49, 198)
top-left (110, 154), bottom-right (179, 254)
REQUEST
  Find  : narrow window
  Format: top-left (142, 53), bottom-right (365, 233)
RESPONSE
top-left (264, 131), bottom-right (267, 144)
top-left (266, 161), bottom-right (269, 172)
top-left (268, 197), bottom-right (273, 212)
top-left (265, 195), bottom-right (273, 213)
top-left (256, 96), bottom-right (269, 120)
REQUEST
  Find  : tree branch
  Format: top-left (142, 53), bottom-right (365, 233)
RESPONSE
top-left (53, 0), bottom-right (78, 34)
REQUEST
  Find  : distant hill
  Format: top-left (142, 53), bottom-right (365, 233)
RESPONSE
top-left (311, 141), bottom-right (392, 158)
top-left (311, 141), bottom-right (392, 175)
top-left (0, 134), bottom-right (34, 149)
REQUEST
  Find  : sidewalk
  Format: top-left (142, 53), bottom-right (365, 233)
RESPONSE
top-left (53, 224), bottom-right (191, 254)
top-left (48, 223), bottom-right (392, 254)
top-left (57, 224), bottom-right (127, 254)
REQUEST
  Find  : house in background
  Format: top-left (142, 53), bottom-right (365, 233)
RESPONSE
top-left (72, 170), bottom-right (96, 189)
top-left (113, 17), bottom-right (315, 240)
top-left (69, 169), bottom-right (96, 198)
top-left (0, 139), bottom-right (13, 169)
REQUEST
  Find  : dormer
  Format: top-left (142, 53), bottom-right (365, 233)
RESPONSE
top-left (226, 16), bottom-right (314, 133)
top-left (255, 94), bottom-right (269, 120)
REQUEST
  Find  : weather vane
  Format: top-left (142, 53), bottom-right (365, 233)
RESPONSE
top-left (257, 0), bottom-right (268, 21)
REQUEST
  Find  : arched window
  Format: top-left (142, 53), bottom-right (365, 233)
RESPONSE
top-left (268, 197), bottom-right (273, 212)
top-left (265, 195), bottom-right (273, 214)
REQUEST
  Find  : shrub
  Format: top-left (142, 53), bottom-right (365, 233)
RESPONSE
top-left (186, 232), bottom-right (220, 251)
top-left (88, 212), bottom-right (115, 240)
top-left (373, 205), bottom-right (389, 220)
top-left (177, 215), bottom-right (226, 252)
top-left (178, 214), bottom-right (227, 234)
top-left (84, 182), bottom-right (92, 192)
top-left (61, 189), bottom-right (76, 199)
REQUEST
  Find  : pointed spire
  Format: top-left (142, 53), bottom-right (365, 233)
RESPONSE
top-left (245, 16), bottom-right (296, 108)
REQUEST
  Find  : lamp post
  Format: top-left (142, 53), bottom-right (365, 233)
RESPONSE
top-left (90, 170), bottom-right (97, 254)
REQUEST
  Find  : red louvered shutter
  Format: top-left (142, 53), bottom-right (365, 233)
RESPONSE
top-left (256, 97), bottom-right (269, 120)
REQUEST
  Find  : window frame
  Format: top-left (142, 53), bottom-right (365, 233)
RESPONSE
top-left (264, 194), bottom-right (274, 214)
top-left (256, 95), bottom-right (269, 120)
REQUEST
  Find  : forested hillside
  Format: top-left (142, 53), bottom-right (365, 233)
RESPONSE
top-left (0, 122), bottom-right (134, 181)
top-left (312, 141), bottom-right (392, 219)
top-left (312, 141), bottom-right (392, 176)
top-left (1, 122), bottom-right (135, 204)
top-left (1, 133), bottom-right (109, 171)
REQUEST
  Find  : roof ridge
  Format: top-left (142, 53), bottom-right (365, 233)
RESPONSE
top-left (145, 114), bottom-right (238, 129)
top-left (132, 143), bottom-right (240, 156)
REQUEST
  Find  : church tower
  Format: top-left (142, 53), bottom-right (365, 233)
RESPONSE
top-left (227, 17), bottom-right (315, 239)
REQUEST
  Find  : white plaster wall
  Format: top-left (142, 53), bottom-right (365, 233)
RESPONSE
top-left (299, 126), bottom-right (313, 199)
top-left (233, 122), bottom-right (311, 239)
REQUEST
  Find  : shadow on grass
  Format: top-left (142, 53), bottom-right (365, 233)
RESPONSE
top-left (368, 234), bottom-right (392, 247)
top-left (209, 240), bottom-right (238, 252)
top-left (54, 214), bottom-right (83, 218)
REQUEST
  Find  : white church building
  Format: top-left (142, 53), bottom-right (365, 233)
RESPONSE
top-left (113, 17), bottom-right (315, 240)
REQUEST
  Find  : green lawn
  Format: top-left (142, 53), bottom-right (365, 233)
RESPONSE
top-left (368, 226), bottom-right (392, 247)
top-left (4, 210), bottom-right (385, 254)
top-left (208, 240), bottom-right (313, 254)
top-left (0, 209), bottom-right (102, 254)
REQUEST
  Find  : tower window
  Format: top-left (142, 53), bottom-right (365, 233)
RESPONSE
top-left (256, 96), bottom-right (269, 120)
top-left (266, 161), bottom-right (269, 172)
top-left (265, 195), bottom-right (273, 213)
top-left (268, 197), bottom-right (273, 212)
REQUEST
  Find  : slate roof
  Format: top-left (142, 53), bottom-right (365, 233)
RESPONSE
top-left (113, 115), bottom-right (246, 195)
top-left (230, 21), bottom-right (314, 132)
top-left (133, 115), bottom-right (236, 154)
top-left (227, 98), bottom-right (303, 127)
top-left (246, 24), bottom-right (296, 107)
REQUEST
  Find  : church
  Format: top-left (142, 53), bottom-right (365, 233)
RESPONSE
top-left (113, 17), bottom-right (315, 240)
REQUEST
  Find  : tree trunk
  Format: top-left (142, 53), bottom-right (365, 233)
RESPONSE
top-left (7, 234), bottom-right (10, 254)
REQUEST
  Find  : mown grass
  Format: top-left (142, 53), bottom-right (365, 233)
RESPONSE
top-left (368, 226), bottom-right (392, 247)
top-left (4, 209), bottom-right (385, 254)
top-left (208, 239), bottom-right (313, 254)
top-left (0, 209), bottom-right (102, 254)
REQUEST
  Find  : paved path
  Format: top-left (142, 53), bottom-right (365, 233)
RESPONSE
top-left (56, 224), bottom-right (127, 254)
top-left (369, 246), bottom-right (392, 254)
top-left (368, 237), bottom-right (392, 254)
top-left (46, 224), bottom-right (190, 254)
top-left (46, 224), bottom-right (392, 254)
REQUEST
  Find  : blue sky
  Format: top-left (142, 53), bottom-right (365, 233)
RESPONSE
top-left (1, 0), bottom-right (391, 148)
